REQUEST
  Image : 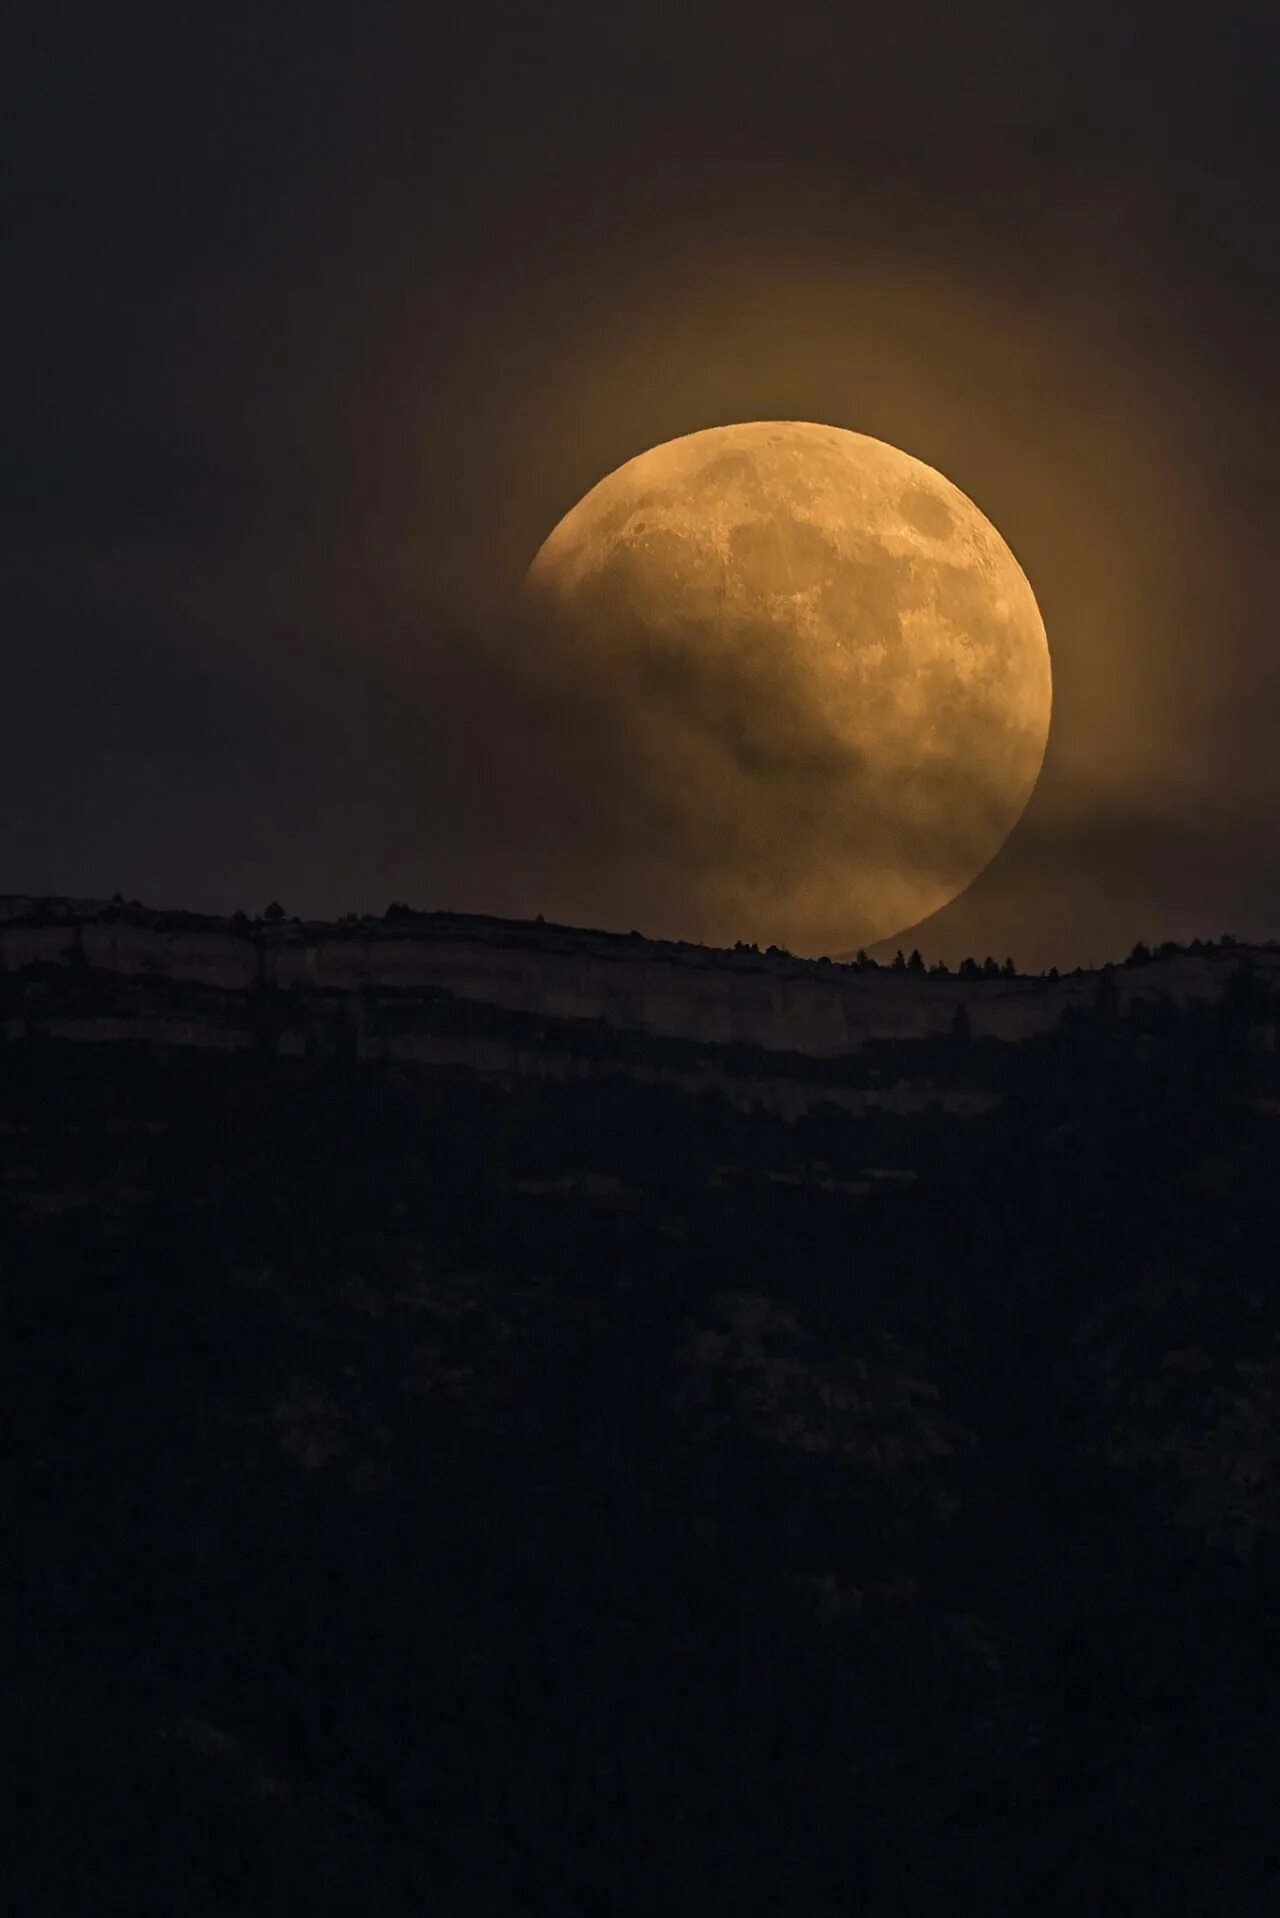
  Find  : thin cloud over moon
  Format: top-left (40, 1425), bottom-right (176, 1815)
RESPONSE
top-left (521, 423), bottom-right (1051, 955)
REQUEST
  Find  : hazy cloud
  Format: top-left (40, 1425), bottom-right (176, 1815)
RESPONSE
top-left (3, 0), bottom-right (1277, 962)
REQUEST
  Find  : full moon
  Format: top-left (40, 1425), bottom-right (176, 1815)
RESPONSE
top-left (522, 422), bottom-right (1051, 956)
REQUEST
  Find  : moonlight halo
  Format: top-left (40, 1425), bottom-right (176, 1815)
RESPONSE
top-left (523, 422), bottom-right (1051, 955)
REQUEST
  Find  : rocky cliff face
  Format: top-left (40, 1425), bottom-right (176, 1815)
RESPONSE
top-left (5, 899), bottom-right (1277, 1031)
top-left (3, 898), bottom-right (1278, 1124)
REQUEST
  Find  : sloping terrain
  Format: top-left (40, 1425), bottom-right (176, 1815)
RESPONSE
top-left (5, 958), bottom-right (1280, 1913)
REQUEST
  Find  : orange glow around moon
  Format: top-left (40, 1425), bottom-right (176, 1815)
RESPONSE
top-left (523, 421), bottom-right (1052, 955)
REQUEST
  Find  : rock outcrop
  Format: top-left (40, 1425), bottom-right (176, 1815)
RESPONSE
top-left (2, 896), bottom-right (1276, 1118)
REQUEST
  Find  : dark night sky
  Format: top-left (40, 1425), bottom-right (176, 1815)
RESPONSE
top-left (3, 1), bottom-right (1278, 966)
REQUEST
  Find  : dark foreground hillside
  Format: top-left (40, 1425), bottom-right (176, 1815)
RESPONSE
top-left (6, 988), bottom-right (1280, 1914)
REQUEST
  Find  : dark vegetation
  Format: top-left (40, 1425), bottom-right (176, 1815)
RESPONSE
top-left (5, 979), bottom-right (1280, 1914)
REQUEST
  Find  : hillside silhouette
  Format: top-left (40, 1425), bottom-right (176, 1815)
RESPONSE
top-left (5, 899), bottom-right (1280, 1913)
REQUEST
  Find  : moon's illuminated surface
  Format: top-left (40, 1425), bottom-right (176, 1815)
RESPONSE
top-left (523, 421), bottom-right (1051, 955)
